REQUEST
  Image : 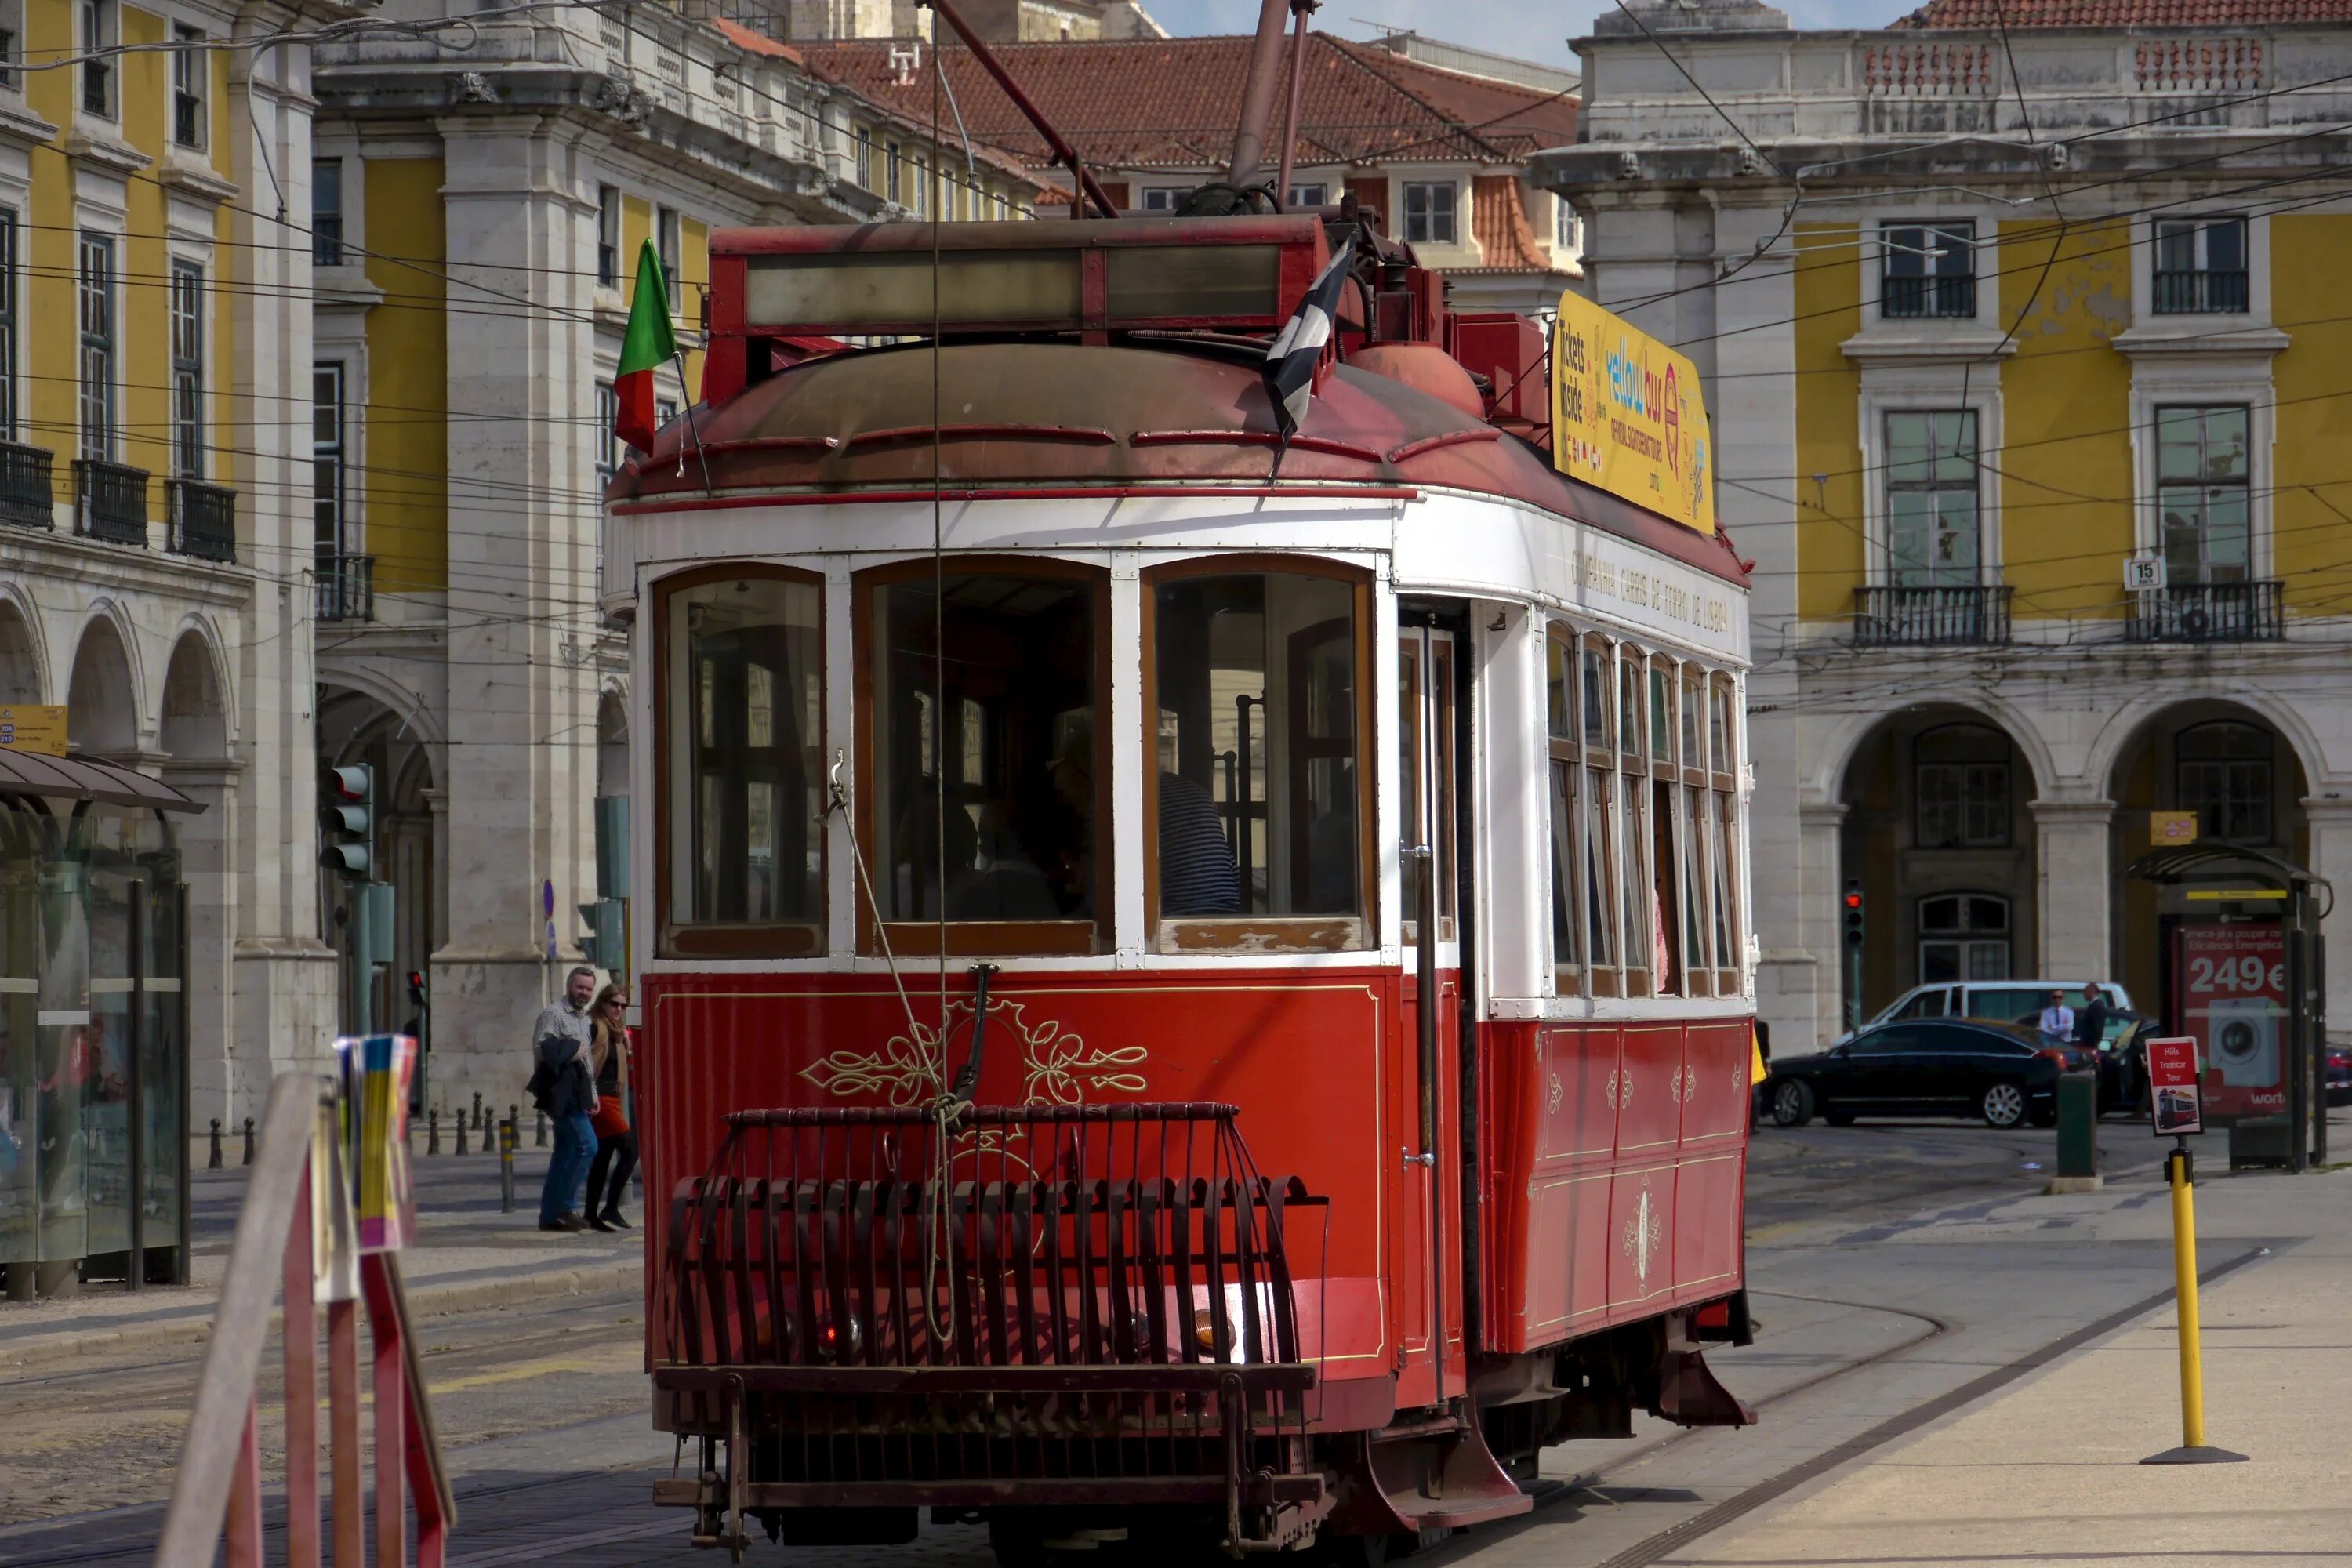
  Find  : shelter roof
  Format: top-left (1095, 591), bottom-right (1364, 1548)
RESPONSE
top-left (0, 750), bottom-right (203, 811)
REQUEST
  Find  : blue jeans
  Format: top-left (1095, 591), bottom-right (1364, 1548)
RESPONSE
top-left (540, 1111), bottom-right (596, 1224)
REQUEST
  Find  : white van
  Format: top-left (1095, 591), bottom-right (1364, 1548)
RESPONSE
top-left (1857, 980), bottom-right (2134, 1042)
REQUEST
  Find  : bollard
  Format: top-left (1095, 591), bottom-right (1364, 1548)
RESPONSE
top-left (499, 1118), bottom-right (516, 1213)
top-left (2049, 1071), bottom-right (2101, 1192)
top-left (207, 1118), bottom-right (223, 1171)
top-left (454, 1116), bottom-right (469, 1157)
top-left (471, 1091), bottom-right (484, 1133)
top-left (535, 1109), bottom-right (548, 1148)
top-left (2142, 1144), bottom-right (2249, 1465)
top-left (241, 1117), bottom-right (256, 1167)
top-left (427, 1108), bottom-right (441, 1156)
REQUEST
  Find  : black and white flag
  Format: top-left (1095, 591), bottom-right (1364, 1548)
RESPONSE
top-left (1261, 230), bottom-right (1358, 441)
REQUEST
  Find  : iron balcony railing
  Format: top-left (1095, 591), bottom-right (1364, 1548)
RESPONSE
top-left (316, 552), bottom-right (374, 622)
top-left (165, 478), bottom-right (235, 564)
top-left (2152, 270), bottom-right (2249, 314)
top-left (1881, 272), bottom-right (1976, 320)
top-left (2126, 579), bottom-right (2283, 643)
top-left (0, 438), bottom-right (53, 529)
top-left (73, 458), bottom-right (148, 546)
top-left (1851, 583), bottom-right (2013, 647)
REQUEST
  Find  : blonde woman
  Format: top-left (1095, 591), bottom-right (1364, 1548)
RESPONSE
top-left (583, 983), bottom-right (637, 1232)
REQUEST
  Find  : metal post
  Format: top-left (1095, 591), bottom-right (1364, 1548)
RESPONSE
top-left (2314, 908), bottom-right (2328, 1167)
top-left (127, 878), bottom-right (145, 1291)
top-left (499, 1118), bottom-right (515, 1213)
top-left (2287, 919), bottom-right (2309, 1175)
top-left (2141, 1144), bottom-right (2247, 1465)
top-left (471, 1091), bottom-right (482, 1134)
top-left (454, 1116), bottom-right (468, 1157)
top-left (175, 882), bottom-right (191, 1285)
top-left (426, 1108), bottom-right (440, 1156)
top-left (209, 1118), bottom-right (223, 1170)
top-left (241, 1117), bottom-right (255, 1167)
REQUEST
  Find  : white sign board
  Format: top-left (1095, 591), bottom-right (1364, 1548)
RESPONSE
top-left (2124, 555), bottom-right (2168, 593)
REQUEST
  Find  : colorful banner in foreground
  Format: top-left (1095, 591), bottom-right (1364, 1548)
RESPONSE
top-left (1551, 292), bottom-right (1715, 535)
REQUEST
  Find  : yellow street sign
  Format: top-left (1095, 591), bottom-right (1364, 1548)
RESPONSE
top-left (0, 705), bottom-right (66, 756)
top-left (2183, 888), bottom-right (2288, 901)
top-left (2150, 810), bottom-right (2198, 848)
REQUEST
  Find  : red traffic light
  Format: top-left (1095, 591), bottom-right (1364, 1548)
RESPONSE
top-left (325, 764), bottom-right (371, 804)
top-left (1843, 892), bottom-right (1863, 909)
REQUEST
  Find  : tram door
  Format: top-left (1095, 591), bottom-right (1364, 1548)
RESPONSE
top-left (1396, 617), bottom-right (1462, 1406)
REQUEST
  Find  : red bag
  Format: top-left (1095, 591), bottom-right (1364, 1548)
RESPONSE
top-left (591, 1094), bottom-right (630, 1139)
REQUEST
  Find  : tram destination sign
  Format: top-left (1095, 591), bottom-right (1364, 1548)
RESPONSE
top-left (1551, 292), bottom-right (1715, 536)
top-left (2145, 1035), bottom-right (2205, 1137)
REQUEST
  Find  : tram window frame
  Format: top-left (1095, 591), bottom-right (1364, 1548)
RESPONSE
top-left (1547, 626), bottom-right (1624, 995)
top-left (1710, 672), bottom-right (1743, 993)
top-left (1142, 554), bottom-right (1376, 954)
top-left (851, 555), bottom-right (1112, 959)
top-left (653, 563), bottom-right (828, 959)
top-left (1617, 644), bottom-right (1655, 998)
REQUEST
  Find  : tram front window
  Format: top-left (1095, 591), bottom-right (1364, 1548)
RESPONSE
top-left (1150, 567), bottom-right (1366, 946)
top-left (865, 566), bottom-right (1104, 953)
top-left (663, 572), bottom-right (824, 953)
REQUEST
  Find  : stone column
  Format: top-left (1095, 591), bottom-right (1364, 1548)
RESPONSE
top-left (429, 114), bottom-right (601, 1114)
top-left (2033, 798), bottom-right (2114, 980)
top-left (1772, 800), bottom-right (1847, 1051)
top-left (2299, 797), bottom-right (2352, 1046)
top-left (225, 23), bottom-right (337, 1126)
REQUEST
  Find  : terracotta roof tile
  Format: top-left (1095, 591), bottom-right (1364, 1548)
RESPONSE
top-left (796, 34), bottom-right (1575, 176)
top-left (1893, 0), bottom-right (2352, 27)
top-left (1471, 174), bottom-right (1548, 269)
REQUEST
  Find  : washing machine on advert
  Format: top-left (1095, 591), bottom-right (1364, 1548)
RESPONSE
top-left (2207, 996), bottom-right (2282, 1088)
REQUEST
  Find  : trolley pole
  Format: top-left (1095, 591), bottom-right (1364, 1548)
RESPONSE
top-left (2142, 1141), bottom-right (2246, 1465)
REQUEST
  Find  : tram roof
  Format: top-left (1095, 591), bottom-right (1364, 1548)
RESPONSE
top-left (607, 338), bottom-right (1750, 590)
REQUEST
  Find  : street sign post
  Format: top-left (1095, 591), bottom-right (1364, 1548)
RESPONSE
top-left (2144, 1034), bottom-right (2203, 1136)
top-left (0, 704), bottom-right (67, 755)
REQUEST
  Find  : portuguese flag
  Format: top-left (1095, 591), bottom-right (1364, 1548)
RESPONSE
top-left (614, 238), bottom-right (678, 453)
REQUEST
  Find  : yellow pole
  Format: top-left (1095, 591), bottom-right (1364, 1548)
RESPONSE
top-left (2169, 1146), bottom-right (2205, 1450)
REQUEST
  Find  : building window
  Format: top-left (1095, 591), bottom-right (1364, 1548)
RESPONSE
top-left (884, 140), bottom-right (902, 204)
top-left (655, 394), bottom-right (678, 430)
top-left (913, 157), bottom-right (929, 217)
top-left (312, 364), bottom-right (345, 557)
top-left (1286, 183), bottom-right (1327, 209)
top-left (2156, 405), bottom-right (2251, 585)
top-left (1555, 196), bottom-right (1577, 252)
top-left (1918, 893), bottom-right (2010, 985)
top-left (2154, 217), bottom-right (2247, 314)
top-left (655, 206), bottom-right (680, 309)
top-left (77, 233), bottom-right (114, 462)
top-left (0, 0), bottom-right (20, 92)
top-left (2176, 720), bottom-right (2273, 844)
top-left (171, 24), bottom-right (204, 147)
top-left (79, 0), bottom-right (111, 117)
top-left (862, 562), bottom-right (1107, 954)
top-left (312, 160), bottom-right (343, 267)
top-left (597, 184), bottom-right (619, 288)
top-left (1881, 221), bottom-right (1975, 319)
top-left (170, 261), bottom-right (203, 479)
top-left (0, 210), bottom-right (16, 440)
top-left (1140, 187), bottom-right (1184, 212)
top-left (1149, 564), bottom-right (1367, 947)
top-left (1402, 181), bottom-right (1457, 245)
top-left (595, 383), bottom-right (619, 490)
top-left (1883, 410), bottom-right (1980, 586)
top-left (1913, 723), bottom-right (2010, 849)
top-left (855, 129), bottom-right (874, 192)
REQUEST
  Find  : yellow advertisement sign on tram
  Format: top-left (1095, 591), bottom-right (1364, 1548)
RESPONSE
top-left (1550, 292), bottom-right (1715, 535)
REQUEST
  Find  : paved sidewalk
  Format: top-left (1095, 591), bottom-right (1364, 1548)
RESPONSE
top-left (1669, 1156), bottom-right (2352, 1567)
top-left (0, 1142), bottom-right (644, 1371)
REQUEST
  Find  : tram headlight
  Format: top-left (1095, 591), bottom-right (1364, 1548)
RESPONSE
top-left (1192, 1307), bottom-right (1218, 1352)
top-left (815, 1313), bottom-right (862, 1363)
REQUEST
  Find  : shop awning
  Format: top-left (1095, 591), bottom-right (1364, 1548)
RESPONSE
top-left (0, 750), bottom-right (204, 811)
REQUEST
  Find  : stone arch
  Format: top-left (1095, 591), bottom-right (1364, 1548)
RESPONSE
top-left (67, 613), bottom-right (140, 757)
top-left (1811, 685), bottom-right (2055, 808)
top-left (314, 658), bottom-right (445, 753)
top-left (2085, 684), bottom-right (2330, 802)
top-left (317, 681), bottom-right (441, 1039)
top-left (0, 586), bottom-right (42, 705)
top-left (1835, 700), bottom-right (2046, 1021)
top-left (159, 628), bottom-right (230, 762)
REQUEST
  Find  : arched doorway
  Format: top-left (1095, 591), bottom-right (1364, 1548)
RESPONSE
top-left (2107, 702), bottom-right (2311, 1027)
top-left (0, 598), bottom-right (40, 705)
top-left (67, 619), bottom-right (138, 758)
top-left (315, 684), bottom-right (438, 1042)
top-left (1838, 709), bottom-right (2039, 1022)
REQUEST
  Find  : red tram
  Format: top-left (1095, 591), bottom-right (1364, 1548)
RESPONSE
top-left (604, 205), bottom-right (1756, 1559)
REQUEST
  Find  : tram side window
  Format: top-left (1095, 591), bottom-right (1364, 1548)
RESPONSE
top-left (863, 566), bottom-right (1105, 953)
top-left (1710, 673), bottom-right (1743, 987)
top-left (1545, 630), bottom-right (1625, 995)
top-left (663, 572), bottom-right (825, 953)
top-left (1150, 567), bottom-right (1366, 946)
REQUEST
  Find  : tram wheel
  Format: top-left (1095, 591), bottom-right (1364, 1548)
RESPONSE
top-left (1770, 1080), bottom-right (1813, 1127)
top-left (1980, 1082), bottom-right (2027, 1129)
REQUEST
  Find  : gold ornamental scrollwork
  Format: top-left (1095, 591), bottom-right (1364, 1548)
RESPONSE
top-left (798, 997), bottom-right (1150, 1109)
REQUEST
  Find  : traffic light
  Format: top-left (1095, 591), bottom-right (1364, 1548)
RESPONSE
top-left (320, 764), bottom-right (373, 880)
top-left (1842, 878), bottom-right (1865, 948)
top-left (579, 898), bottom-right (626, 973)
top-left (407, 969), bottom-right (428, 1007)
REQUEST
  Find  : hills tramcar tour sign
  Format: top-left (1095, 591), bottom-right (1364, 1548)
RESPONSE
top-left (1550, 292), bottom-right (1715, 536)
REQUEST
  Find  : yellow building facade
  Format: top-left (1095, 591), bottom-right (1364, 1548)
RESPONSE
top-left (1548, 1), bottom-right (2352, 1056)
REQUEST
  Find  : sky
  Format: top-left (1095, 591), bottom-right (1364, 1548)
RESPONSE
top-left (1138, 0), bottom-right (1923, 70)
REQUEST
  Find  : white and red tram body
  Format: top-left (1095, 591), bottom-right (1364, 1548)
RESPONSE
top-left (607, 215), bottom-right (1756, 1552)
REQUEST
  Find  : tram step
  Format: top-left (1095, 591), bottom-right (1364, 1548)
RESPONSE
top-left (1389, 1489), bottom-right (1534, 1532)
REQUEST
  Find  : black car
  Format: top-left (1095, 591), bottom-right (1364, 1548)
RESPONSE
top-left (1765, 1018), bottom-right (2070, 1130)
